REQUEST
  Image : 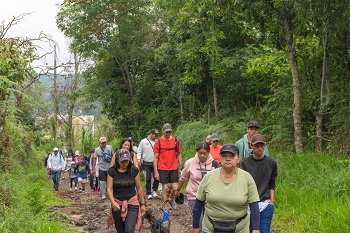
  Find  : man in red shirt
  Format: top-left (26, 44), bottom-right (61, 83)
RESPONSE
top-left (153, 123), bottom-right (182, 210)
top-left (209, 133), bottom-right (222, 164)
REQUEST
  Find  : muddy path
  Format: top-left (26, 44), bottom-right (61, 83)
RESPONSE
top-left (50, 176), bottom-right (193, 233)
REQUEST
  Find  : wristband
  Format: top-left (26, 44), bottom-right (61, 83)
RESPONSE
top-left (140, 203), bottom-right (146, 206)
top-left (179, 164), bottom-right (183, 170)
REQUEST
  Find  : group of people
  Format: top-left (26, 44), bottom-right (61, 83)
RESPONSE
top-left (45, 120), bottom-right (277, 233)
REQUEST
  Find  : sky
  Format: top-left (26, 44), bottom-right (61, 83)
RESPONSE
top-left (1, 0), bottom-right (71, 72)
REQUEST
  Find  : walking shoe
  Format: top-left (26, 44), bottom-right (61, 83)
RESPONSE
top-left (69, 188), bottom-right (72, 191)
top-left (168, 199), bottom-right (177, 210)
top-left (101, 195), bottom-right (106, 200)
top-left (75, 187), bottom-right (78, 191)
top-left (147, 194), bottom-right (153, 200)
top-left (152, 190), bottom-right (158, 198)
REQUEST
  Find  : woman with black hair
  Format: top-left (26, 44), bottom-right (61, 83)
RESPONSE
top-left (106, 148), bottom-right (146, 232)
top-left (111, 138), bottom-right (139, 168)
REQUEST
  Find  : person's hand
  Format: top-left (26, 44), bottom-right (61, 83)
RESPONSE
top-left (174, 189), bottom-right (180, 197)
top-left (111, 201), bottom-right (120, 211)
top-left (139, 159), bottom-right (144, 166)
top-left (140, 205), bottom-right (146, 216)
top-left (91, 170), bottom-right (95, 177)
top-left (154, 171), bottom-right (160, 180)
top-left (49, 167), bottom-right (53, 171)
top-left (192, 228), bottom-right (200, 233)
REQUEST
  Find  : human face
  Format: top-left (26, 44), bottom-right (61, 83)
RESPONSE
top-left (150, 133), bottom-right (157, 140)
top-left (197, 148), bottom-right (209, 163)
top-left (101, 142), bottom-right (107, 148)
top-left (252, 143), bottom-right (265, 157)
top-left (122, 141), bottom-right (131, 150)
top-left (118, 160), bottom-right (129, 169)
top-left (211, 140), bottom-right (219, 148)
top-left (205, 135), bottom-right (211, 144)
top-left (162, 130), bottom-right (172, 139)
top-left (247, 127), bottom-right (259, 140)
top-left (220, 152), bottom-right (239, 168)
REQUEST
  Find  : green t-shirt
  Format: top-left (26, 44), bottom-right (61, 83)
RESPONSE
top-left (196, 168), bottom-right (259, 233)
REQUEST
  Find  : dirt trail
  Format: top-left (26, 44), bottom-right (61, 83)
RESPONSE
top-left (50, 176), bottom-right (193, 233)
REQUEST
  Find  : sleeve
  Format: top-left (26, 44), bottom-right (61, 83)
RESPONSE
top-left (249, 201), bottom-right (260, 230)
top-left (235, 138), bottom-right (243, 158)
top-left (137, 140), bottom-right (143, 159)
top-left (269, 160), bottom-right (278, 190)
top-left (47, 155), bottom-right (52, 168)
top-left (61, 155), bottom-right (66, 168)
top-left (179, 159), bottom-right (191, 181)
top-left (240, 160), bottom-right (247, 171)
top-left (153, 140), bottom-right (159, 154)
top-left (196, 173), bottom-right (208, 201)
top-left (247, 173), bottom-right (260, 203)
top-left (192, 199), bottom-right (205, 228)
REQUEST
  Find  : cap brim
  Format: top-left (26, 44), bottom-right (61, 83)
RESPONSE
top-left (118, 158), bottom-right (131, 162)
top-left (252, 140), bottom-right (266, 145)
top-left (163, 129), bottom-right (172, 132)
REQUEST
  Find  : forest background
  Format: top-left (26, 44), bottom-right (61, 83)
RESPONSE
top-left (1, 0), bottom-right (350, 232)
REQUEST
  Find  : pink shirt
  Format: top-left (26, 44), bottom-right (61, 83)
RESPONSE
top-left (180, 153), bottom-right (217, 200)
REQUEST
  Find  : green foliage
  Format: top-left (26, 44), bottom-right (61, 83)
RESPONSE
top-left (273, 152), bottom-right (350, 232)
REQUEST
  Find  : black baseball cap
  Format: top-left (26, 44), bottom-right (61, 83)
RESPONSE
top-left (247, 120), bottom-right (260, 128)
top-left (150, 129), bottom-right (159, 136)
top-left (220, 144), bottom-right (239, 155)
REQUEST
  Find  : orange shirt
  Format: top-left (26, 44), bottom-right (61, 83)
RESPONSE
top-left (210, 145), bottom-right (222, 164)
top-left (153, 136), bottom-right (181, 171)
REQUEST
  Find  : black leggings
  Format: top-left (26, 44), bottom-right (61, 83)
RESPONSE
top-left (70, 177), bottom-right (77, 188)
top-left (89, 175), bottom-right (99, 190)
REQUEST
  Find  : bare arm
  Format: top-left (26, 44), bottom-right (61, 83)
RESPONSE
top-left (153, 153), bottom-right (159, 180)
top-left (110, 152), bottom-right (116, 167)
top-left (135, 173), bottom-right (146, 215)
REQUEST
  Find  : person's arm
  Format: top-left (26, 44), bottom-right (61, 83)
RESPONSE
top-left (192, 199), bottom-right (205, 232)
top-left (135, 172), bottom-right (146, 215)
top-left (249, 201), bottom-right (260, 232)
top-left (177, 152), bottom-right (183, 170)
top-left (133, 153), bottom-right (139, 168)
top-left (110, 152), bottom-right (116, 167)
top-left (107, 173), bottom-right (120, 211)
top-left (47, 155), bottom-right (52, 171)
top-left (153, 153), bottom-right (160, 180)
top-left (137, 141), bottom-right (143, 165)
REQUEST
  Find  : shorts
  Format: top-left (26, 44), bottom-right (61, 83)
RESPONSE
top-left (159, 169), bottom-right (179, 184)
top-left (77, 177), bottom-right (87, 183)
top-left (99, 169), bottom-right (108, 182)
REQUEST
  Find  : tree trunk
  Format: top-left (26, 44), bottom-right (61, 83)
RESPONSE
top-left (283, 16), bottom-right (303, 153)
top-left (213, 78), bottom-right (218, 117)
top-left (316, 35), bottom-right (330, 151)
top-left (207, 83), bottom-right (210, 125)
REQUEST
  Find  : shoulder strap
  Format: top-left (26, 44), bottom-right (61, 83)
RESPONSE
top-left (158, 137), bottom-right (179, 154)
top-left (146, 138), bottom-right (154, 149)
top-left (158, 138), bottom-right (161, 154)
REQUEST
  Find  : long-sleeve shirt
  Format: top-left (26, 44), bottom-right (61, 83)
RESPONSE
top-left (47, 153), bottom-right (66, 171)
top-left (137, 137), bottom-right (155, 162)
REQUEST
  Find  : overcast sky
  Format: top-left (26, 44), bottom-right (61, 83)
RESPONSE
top-left (1, 0), bottom-right (71, 70)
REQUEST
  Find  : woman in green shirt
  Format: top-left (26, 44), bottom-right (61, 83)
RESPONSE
top-left (192, 144), bottom-right (261, 233)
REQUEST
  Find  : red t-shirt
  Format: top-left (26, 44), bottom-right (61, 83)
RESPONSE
top-left (153, 136), bottom-right (181, 171)
top-left (210, 145), bottom-right (222, 164)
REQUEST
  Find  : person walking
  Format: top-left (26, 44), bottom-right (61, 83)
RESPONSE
top-left (209, 133), bottom-right (222, 164)
top-left (88, 148), bottom-right (98, 193)
top-left (74, 155), bottom-right (90, 192)
top-left (174, 141), bottom-right (219, 231)
top-left (47, 147), bottom-right (66, 191)
top-left (106, 148), bottom-right (146, 232)
top-left (65, 161), bottom-right (78, 191)
top-left (137, 129), bottom-right (160, 200)
top-left (111, 138), bottom-right (139, 168)
top-left (235, 120), bottom-right (269, 160)
top-left (92, 137), bottom-right (114, 200)
top-left (153, 123), bottom-right (182, 210)
top-left (64, 149), bottom-right (75, 179)
top-left (241, 134), bottom-right (278, 233)
top-left (192, 144), bottom-right (260, 233)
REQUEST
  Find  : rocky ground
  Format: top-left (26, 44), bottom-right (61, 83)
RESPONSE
top-left (49, 176), bottom-right (193, 233)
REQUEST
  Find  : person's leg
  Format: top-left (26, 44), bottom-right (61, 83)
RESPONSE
top-left (144, 163), bottom-right (152, 196)
top-left (99, 170), bottom-right (107, 198)
top-left (82, 179), bottom-right (86, 191)
top-left (150, 165), bottom-right (159, 192)
top-left (259, 204), bottom-right (274, 233)
top-left (124, 205), bottom-right (139, 233)
top-left (56, 170), bottom-right (62, 189)
top-left (51, 171), bottom-right (57, 188)
top-left (112, 208), bottom-right (125, 233)
top-left (74, 177), bottom-right (78, 190)
top-left (77, 177), bottom-right (82, 191)
top-left (89, 175), bottom-right (94, 190)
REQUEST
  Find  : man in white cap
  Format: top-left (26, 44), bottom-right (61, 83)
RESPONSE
top-left (47, 147), bottom-right (66, 191)
top-left (92, 137), bottom-right (114, 199)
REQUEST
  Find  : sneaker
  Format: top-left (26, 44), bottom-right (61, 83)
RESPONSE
top-left (69, 188), bottom-right (72, 191)
top-left (152, 190), bottom-right (158, 198)
top-left (147, 194), bottom-right (153, 200)
top-left (168, 199), bottom-right (177, 210)
top-left (101, 195), bottom-right (106, 200)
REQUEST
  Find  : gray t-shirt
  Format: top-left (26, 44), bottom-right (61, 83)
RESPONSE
top-left (94, 145), bottom-right (114, 171)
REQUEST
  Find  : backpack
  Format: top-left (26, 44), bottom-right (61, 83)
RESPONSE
top-left (157, 137), bottom-right (179, 154)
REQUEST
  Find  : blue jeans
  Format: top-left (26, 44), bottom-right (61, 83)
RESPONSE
top-left (251, 204), bottom-right (274, 233)
top-left (51, 170), bottom-right (62, 190)
top-left (189, 200), bottom-right (204, 232)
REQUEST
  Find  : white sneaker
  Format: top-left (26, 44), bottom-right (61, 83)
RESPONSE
top-left (152, 190), bottom-right (158, 198)
top-left (69, 188), bottom-right (72, 191)
top-left (74, 187), bottom-right (77, 191)
top-left (101, 195), bottom-right (106, 200)
top-left (168, 199), bottom-right (177, 210)
top-left (147, 194), bottom-right (153, 200)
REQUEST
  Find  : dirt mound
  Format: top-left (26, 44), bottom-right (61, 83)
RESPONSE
top-left (52, 177), bottom-right (193, 232)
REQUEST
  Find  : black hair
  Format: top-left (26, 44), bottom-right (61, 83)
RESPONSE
top-left (82, 156), bottom-right (87, 161)
top-left (119, 138), bottom-right (134, 153)
top-left (196, 141), bottom-right (210, 152)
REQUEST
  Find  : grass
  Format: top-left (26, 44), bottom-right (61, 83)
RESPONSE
top-left (0, 160), bottom-right (73, 233)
